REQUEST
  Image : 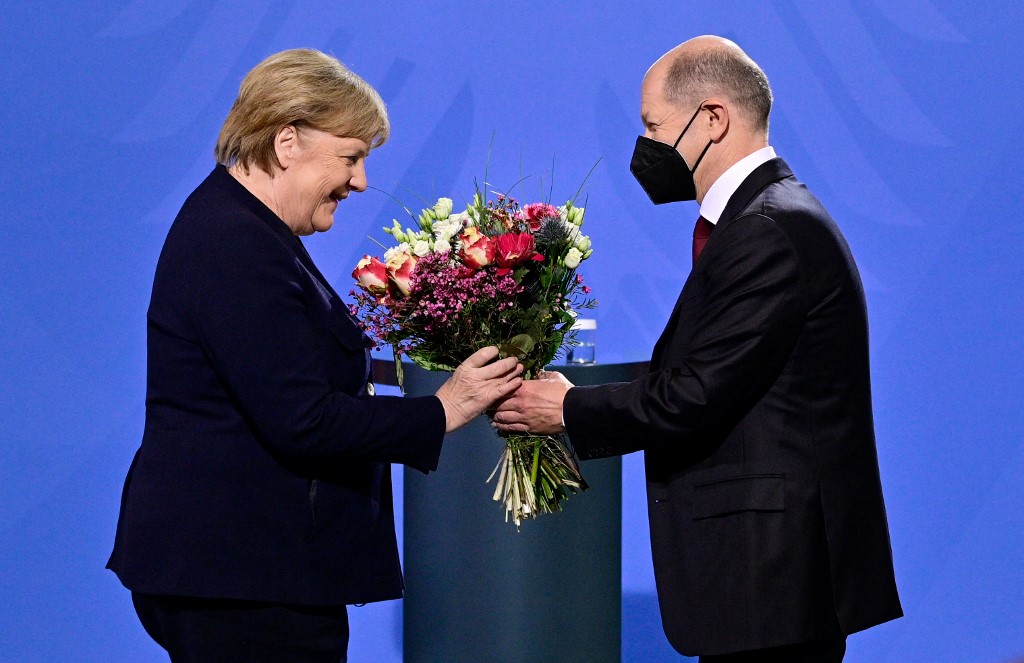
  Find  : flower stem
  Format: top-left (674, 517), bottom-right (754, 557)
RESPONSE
top-left (530, 440), bottom-right (541, 485)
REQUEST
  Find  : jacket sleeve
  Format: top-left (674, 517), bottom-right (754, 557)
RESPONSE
top-left (564, 213), bottom-right (806, 459)
top-left (190, 217), bottom-right (446, 473)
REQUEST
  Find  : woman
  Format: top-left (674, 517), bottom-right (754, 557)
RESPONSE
top-left (107, 49), bottom-right (521, 661)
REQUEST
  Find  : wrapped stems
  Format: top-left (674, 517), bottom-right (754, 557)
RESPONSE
top-left (487, 432), bottom-right (588, 527)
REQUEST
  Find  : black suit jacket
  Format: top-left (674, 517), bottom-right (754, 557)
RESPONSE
top-left (564, 158), bottom-right (902, 655)
top-left (108, 165), bottom-right (446, 606)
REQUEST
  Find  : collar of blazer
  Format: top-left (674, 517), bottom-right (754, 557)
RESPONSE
top-left (210, 164), bottom-right (370, 343)
top-left (213, 163), bottom-right (298, 248)
top-left (690, 157), bottom-right (794, 275)
top-left (212, 164), bottom-right (339, 300)
top-left (710, 157), bottom-right (794, 237)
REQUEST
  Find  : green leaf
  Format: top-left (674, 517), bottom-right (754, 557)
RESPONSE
top-left (499, 333), bottom-right (536, 359)
top-left (407, 349), bottom-right (456, 372)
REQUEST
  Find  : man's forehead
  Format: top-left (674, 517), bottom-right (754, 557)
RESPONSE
top-left (640, 78), bottom-right (669, 118)
top-left (641, 67), bottom-right (664, 91)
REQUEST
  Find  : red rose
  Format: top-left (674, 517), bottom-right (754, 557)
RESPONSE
top-left (459, 227), bottom-right (495, 269)
top-left (352, 255), bottom-right (388, 294)
top-left (386, 251), bottom-right (418, 296)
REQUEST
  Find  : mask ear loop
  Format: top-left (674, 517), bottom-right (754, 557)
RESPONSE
top-left (691, 139), bottom-right (713, 173)
top-left (671, 102), bottom-right (706, 149)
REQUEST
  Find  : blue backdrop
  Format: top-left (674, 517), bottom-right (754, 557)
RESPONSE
top-left (2, 1), bottom-right (1022, 661)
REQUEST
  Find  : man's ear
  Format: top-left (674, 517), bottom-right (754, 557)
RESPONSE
top-left (703, 98), bottom-right (730, 143)
top-left (274, 125), bottom-right (300, 169)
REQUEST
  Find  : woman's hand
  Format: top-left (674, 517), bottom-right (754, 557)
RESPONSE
top-left (435, 347), bottom-right (523, 433)
top-left (491, 370), bottom-right (575, 435)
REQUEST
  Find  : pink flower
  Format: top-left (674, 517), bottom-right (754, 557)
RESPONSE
top-left (459, 227), bottom-right (495, 269)
top-left (521, 202), bottom-right (559, 231)
top-left (352, 255), bottom-right (388, 294)
top-left (386, 251), bottom-right (418, 296)
top-left (494, 232), bottom-right (542, 270)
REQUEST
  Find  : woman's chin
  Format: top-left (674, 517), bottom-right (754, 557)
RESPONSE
top-left (312, 213), bottom-right (335, 233)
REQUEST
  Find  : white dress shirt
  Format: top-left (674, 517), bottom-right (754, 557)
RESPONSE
top-left (699, 146), bottom-right (776, 224)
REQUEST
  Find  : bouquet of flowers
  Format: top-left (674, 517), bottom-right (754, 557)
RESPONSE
top-left (350, 188), bottom-right (595, 526)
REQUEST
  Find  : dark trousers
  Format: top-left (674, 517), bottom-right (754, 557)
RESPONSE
top-left (698, 636), bottom-right (846, 663)
top-left (132, 592), bottom-right (349, 663)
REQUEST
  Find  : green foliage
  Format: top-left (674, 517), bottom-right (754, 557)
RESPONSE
top-left (406, 350), bottom-right (457, 373)
top-left (498, 334), bottom-right (536, 360)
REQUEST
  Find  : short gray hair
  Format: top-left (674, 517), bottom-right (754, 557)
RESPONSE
top-left (663, 47), bottom-right (772, 133)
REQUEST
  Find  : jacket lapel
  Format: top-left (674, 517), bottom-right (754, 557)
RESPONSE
top-left (292, 238), bottom-right (373, 344)
top-left (650, 158), bottom-right (795, 367)
top-left (211, 164), bottom-right (372, 349)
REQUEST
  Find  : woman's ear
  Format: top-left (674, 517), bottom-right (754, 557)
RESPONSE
top-left (274, 125), bottom-right (300, 169)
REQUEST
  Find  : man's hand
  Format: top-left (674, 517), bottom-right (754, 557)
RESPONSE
top-left (492, 370), bottom-right (574, 435)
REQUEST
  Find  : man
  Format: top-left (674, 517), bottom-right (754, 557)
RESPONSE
top-left (495, 36), bottom-right (902, 662)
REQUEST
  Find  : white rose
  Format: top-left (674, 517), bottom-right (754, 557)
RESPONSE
top-left (433, 237), bottom-right (452, 254)
top-left (573, 233), bottom-right (592, 253)
top-left (564, 247), bottom-right (583, 269)
top-left (384, 242), bottom-right (411, 262)
top-left (433, 218), bottom-right (461, 241)
top-left (412, 239), bottom-right (431, 257)
top-left (433, 197), bottom-right (453, 219)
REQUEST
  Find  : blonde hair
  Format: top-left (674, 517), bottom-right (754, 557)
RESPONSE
top-left (215, 49), bottom-right (389, 173)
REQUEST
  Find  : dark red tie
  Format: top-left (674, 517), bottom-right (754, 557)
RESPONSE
top-left (692, 215), bottom-right (714, 266)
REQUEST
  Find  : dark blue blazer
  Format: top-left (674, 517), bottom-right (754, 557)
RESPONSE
top-left (108, 165), bottom-right (446, 606)
top-left (564, 159), bottom-right (902, 655)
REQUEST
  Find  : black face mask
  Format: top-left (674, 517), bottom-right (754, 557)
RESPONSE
top-left (630, 103), bottom-right (712, 204)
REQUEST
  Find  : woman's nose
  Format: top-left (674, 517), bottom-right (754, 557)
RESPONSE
top-left (349, 161), bottom-right (367, 192)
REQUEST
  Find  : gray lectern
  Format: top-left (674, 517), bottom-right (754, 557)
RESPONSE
top-left (396, 361), bottom-right (648, 663)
